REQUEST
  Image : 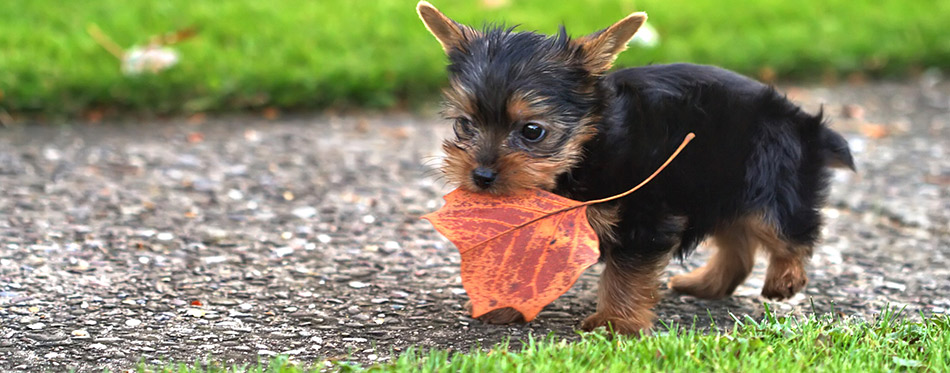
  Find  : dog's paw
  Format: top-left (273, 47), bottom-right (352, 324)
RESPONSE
top-left (581, 312), bottom-right (653, 335)
top-left (669, 272), bottom-right (733, 300)
top-left (761, 267), bottom-right (808, 300)
top-left (464, 302), bottom-right (525, 324)
top-left (479, 307), bottom-right (525, 324)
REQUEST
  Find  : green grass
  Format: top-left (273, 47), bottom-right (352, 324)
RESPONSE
top-left (2, 0), bottom-right (949, 118)
top-left (139, 307), bottom-right (950, 372)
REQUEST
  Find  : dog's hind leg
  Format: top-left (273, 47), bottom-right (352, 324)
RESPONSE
top-left (669, 217), bottom-right (758, 299)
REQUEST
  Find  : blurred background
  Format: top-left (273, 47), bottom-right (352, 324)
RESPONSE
top-left (0, 0), bottom-right (948, 121)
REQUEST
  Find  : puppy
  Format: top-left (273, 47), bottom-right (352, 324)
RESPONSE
top-left (417, 1), bottom-right (854, 334)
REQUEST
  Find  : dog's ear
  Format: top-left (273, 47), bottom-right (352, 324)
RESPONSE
top-left (417, 1), bottom-right (476, 53)
top-left (575, 12), bottom-right (647, 73)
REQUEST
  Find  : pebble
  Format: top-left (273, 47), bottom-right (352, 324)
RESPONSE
top-left (156, 232), bottom-right (175, 241)
top-left (227, 189), bottom-right (244, 200)
top-left (203, 255), bottom-right (227, 264)
top-left (210, 298), bottom-right (238, 306)
top-left (125, 319), bottom-right (142, 327)
top-left (186, 308), bottom-right (207, 318)
top-left (27, 322), bottom-right (45, 330)
top-left (383, 241), bottom-right (401, 251)
top-left (884, 281), bottom-right (907, 291)
top-left (292, 206), bottom-right (317, 219)
top-left (72, 329), bottom-right (90, 338)
top-left (273, 246), bottom-right (294, 257)
top-left (348, 281), bottom-right (370, 289)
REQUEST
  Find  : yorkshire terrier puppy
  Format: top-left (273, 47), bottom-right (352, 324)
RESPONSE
top-left (417, 1), bottom-right (854, 334)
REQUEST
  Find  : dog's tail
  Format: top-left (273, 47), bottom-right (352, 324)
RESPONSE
top-left (820, 126), bottom-right (855, 171)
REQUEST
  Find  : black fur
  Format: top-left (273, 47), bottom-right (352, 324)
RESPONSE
top-left (554, 63), bottom-right (853, 263)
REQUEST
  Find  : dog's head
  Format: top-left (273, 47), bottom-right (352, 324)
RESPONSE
top-left (417, 1), bottom-right (646, 194)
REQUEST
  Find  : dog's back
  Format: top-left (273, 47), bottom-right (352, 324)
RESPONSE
top-left (575, 63), bottom-right (854, 257)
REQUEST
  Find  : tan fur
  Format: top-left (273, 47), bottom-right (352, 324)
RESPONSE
top-left (506, 93), bottom-right (549, 123)
top-left (586, 204), bottom-right (620, 246)
top-left (573, 12), bottom-right (647, 73)
top-left (669, 218), bottom-right (758, 299)
top-left (495, 152), bottom-right (564, 193)
top-left (670, 213), bottom-right (812, 300)
top-left (443, 80), bottom-right (477, 116)
top-left (440, 141), bottom-right (479, 191)
top-left (581, 256), bottom-right (668, 334)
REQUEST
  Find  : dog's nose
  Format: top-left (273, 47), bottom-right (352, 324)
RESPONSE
top-left (471, 167), bottom-right (497, 188)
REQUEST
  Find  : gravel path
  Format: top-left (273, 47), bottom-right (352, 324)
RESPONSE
top-left (1, 79), bottom-right (948, 372)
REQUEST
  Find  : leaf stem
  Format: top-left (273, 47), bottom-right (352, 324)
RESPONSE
top-left (581, 132), bottom-right (695, 206)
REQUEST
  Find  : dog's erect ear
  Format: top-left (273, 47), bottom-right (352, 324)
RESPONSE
top-left (575, 12), bottom-right (647, 73)
top-left (417, 1), bottom-right (475, 53)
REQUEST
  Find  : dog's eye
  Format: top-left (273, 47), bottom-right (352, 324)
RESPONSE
top-left (520, 122), bottom-right (546, 142)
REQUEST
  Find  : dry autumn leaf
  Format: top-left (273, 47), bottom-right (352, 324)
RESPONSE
top-left (424, 188), bottom-right (599, 321)
top-left (423, 133), bottom-right (695, 321)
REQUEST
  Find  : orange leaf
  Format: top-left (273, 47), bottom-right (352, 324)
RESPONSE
top-left (423, 133), bottom-right (695, 321)
top-left (424, 188), bottom-right (598, 321)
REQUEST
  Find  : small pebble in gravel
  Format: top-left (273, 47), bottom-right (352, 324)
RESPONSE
top-left (273, 246), bottom-right (294, 257)
top-left (27, 323), bottom-right (45, 330)
top-left (292, 206), bottom-right (317, 219)
top-left (349, 281), bottom-right (369, 289)
top-left (383, 241), bottom-right (401, 252)
top-left (156, 232), bottom-right (174, 241)
top-left (227, 189), bottom-right (244, 200)
top-left (125, 319), bottom-right (142, 327)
